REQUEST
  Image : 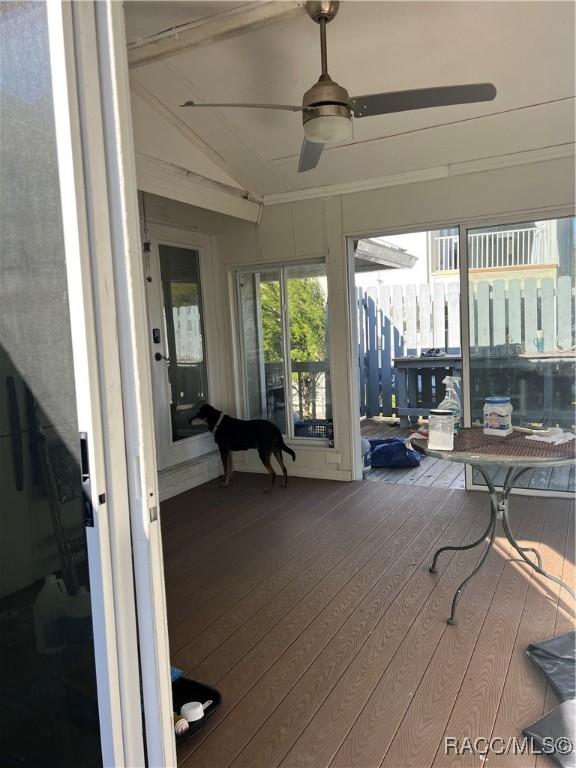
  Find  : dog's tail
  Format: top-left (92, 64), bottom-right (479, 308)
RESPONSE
top-left (281, 441), bottom-right (296, 462)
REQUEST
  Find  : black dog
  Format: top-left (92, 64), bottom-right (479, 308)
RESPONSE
top-left (190, 404), bottom-right (296, 492)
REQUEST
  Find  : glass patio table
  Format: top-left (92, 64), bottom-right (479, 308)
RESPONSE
top-left (413, 427), bottom-right (576, 625)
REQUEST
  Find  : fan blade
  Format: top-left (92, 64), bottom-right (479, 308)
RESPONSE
top-left (298, 138), bottom-right (324, 172)
top-left (350, 83), bottom-right (497, 118)
top-left (181, 100), bottom-right (316, 112)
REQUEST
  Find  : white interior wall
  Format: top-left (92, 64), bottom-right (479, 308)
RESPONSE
top-left (142, 155), bottom-right (575, 493)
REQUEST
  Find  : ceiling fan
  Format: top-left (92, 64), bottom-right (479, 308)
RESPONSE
top-left (181, 0), bottom-right (497, 173)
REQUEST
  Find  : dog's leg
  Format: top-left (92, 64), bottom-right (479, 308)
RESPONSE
top-left (219, 447), bottom-right (230, 488)
top-left (258, 448), bottom-right (276, 493)
top-left (272, 448), bottom-right (288, 488)
top-left (227, 453), bottom-right (234, 485)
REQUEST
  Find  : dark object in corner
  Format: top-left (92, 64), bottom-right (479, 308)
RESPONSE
top-left (522, 700), bottom-right (576, 768)
top-left (522, 632), bottom-right (576, 767)
top-left (526, 631), bottom-right (575, 702)
top-left (172, 677), bottom-right (222, 744)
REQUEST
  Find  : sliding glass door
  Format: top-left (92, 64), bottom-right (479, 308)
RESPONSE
top-left (465, 216), bottom-right (575, 493)
top-left (0, 4), bottom-right (103, 763)
top-left (237, 262), bottom-right (333, 440)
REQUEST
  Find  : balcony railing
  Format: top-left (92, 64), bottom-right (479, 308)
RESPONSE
top-left (433, 228), bottom-right (547, 272)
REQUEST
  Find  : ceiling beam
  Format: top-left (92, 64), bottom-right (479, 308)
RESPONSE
top-left (136, 154), bottom-right (262, 223)
top-left (128, 1), bottom-right (304, 69)
top-left (131, 79), bottom-right (257, 195)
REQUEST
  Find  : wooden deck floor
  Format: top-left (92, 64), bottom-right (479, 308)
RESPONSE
top-left (163, 474), bottom-right (574, 768)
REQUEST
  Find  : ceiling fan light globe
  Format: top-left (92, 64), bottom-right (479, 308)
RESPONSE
top-left (304, 114), bottom-right (352, 143)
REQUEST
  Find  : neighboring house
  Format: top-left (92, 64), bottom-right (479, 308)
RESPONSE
top-left (431, 219), bottom-right (575, 284)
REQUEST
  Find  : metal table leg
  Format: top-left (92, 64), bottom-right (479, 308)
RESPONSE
top-left (429, 463), bottom-right (575, 626)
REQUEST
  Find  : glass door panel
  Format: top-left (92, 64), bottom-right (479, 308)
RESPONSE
top-left (285, 264), bottom-right (333, 438)
top-left (467, 216), bottom-right (576, 492)
top-left (0, 2), bottom-right (101, 764)
top-left (158, 245), bottom-right (209, 442)
top-left (238, 270), bottom-right (287, 433)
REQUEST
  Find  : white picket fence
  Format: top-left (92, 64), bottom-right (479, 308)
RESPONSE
top-left (173, 305), bottom-right (203, 362)
top-left (470, 276), bottom-right (574, 352)
top-left (358, 276), bottom-right (575, 415)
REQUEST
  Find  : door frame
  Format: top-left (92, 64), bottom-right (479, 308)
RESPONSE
top-left (232, 259), bottom-right (334, 445)
top-left (47, 2), bottom-right (145, 765)
top-left (459, 208), bottom-right (576, 498)
top-left (49, 2), bottom-right (177, 765)
top-left (344, 222), bottom-right (461, 482)
top-left (146, 224), bottom-right (217, 470)
top-left (345, 205), bottom-right (574, 493)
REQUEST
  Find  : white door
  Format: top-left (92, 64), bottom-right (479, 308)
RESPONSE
top-left (147, 226), bottom-right (217, 469)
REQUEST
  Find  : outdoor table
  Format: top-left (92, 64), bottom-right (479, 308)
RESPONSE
top-left (393, 355), bottom-right (463, 428)
top-left (413, 427), bottom-right (576, 625)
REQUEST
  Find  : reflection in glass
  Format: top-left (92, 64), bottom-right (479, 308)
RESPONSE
top-left (238, 270), bottom-right (286, 433)
top-left (0, 2), bottom-right (101, 765)
top-left (286, 264), bottom-right (332, 437)
top-left (159, 245), bottom-right (209, 441)
top-left (467, 217), bottom-right (575, 492)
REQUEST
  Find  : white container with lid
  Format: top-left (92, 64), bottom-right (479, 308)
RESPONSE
top-left (483, 396), bottom-right (513, 436)
top-left (428, 409), bottom-right (455, 451)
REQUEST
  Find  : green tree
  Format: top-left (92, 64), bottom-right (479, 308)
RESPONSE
top-left (260, 277), bottom-right (328, 418)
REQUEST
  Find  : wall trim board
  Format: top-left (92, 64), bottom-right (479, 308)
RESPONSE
top-left (262, 143), bottom-right (575, 206)
top-left (158, 452), bottom-right (221, 501)
top-left (235, 461), bottom-right (353, 483)
top-left (136, 153), bottom-right (262, 223)
top-left (344, 203), bottom-right (576, 242)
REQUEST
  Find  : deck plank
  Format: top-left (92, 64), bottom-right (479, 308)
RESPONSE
top-left (488, 498), bottom-right (572, 767)
top-left (271, 495), bottom-right (485, 768)
top-left (232, 494), bottom-right (480, 768)
top-left (378, 501), bottom-right (532, 768)
top-left (329, 495), bottom-right (511, 768)
top-left (174, 482), bottom-right (411, 673)
top-left (426, 500), bottom-right (547, 768)
top-left (161, 474), bottom-right (574, 768)
top-left (168, 481), bottom-right (363, 652)
top-left (180, 490), bottom-right (464, 768)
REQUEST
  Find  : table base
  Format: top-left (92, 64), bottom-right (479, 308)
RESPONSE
top-left (429, 465), bottom-right (576, 625)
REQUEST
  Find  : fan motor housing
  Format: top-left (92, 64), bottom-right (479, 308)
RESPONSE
top-left (302, 76), bottom-right (351, 127)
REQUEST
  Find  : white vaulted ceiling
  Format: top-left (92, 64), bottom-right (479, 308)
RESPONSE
top-left (125, 1), bottom-right (575, 202)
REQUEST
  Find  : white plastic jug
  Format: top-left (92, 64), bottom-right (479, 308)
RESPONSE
top-left (33, 574), bottom-right (68, 654)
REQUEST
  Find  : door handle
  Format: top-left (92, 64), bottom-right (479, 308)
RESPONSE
top-left (154, 352), bottom-right (170, 362)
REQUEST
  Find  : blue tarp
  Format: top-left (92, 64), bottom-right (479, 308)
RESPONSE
top-left (369, 437), bottom-right (421, 469)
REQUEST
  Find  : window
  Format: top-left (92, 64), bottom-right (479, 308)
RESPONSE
top-left (467, 215), bottom-right (575, 492)
top-left (158, 244), bottom-right (209, 441)
top-left (238, 262), bottom-right (332, 440)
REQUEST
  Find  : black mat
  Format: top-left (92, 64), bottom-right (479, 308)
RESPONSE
top-left (172, 677), bottom-right (222, 744)
top-left (523, 700), bottom-right (576, 768)
top-left (526, 631), bottom-right (576, 702)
